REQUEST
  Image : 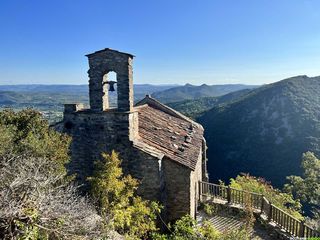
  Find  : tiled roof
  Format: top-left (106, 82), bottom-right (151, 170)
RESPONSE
top-left (135, 96), bottom-right (204, 170)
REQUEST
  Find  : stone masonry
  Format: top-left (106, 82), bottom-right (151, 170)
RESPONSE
top-left (59, 48), bottom-right (208, 223)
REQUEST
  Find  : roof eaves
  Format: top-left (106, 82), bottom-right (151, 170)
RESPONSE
top-left (132, 140), bottom-right (164, 159)
top-left (163, 156), bottom-right (195, 171)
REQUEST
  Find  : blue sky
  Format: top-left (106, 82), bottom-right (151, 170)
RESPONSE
top-left (0, 0), bottom-right (320, 85)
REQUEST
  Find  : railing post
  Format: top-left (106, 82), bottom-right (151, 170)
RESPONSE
top-left (268, 202), bottom-right (272, 222)
top-left (260, 195), bottom-right (264, 213)
top-left (227, 186), bottom-right (231, 204)
top-left (299, 220), bottom-right (305, 237)
top-left (199, 181), bottom-right (202, 202)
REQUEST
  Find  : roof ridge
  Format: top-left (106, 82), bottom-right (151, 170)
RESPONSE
top-left (85, 48), bottom-right (135, 57)
top-left (135, 95), bottom-right (203, 130)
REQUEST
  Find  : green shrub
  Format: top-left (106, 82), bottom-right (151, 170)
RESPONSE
top-left (170, 215), bottom-right (198, 239)
top-left (285, 152), bottom-right (320, 227)
top-left (88, 151), bottom-right (161, 239)
top-left (229, 174), bottom-right (302, 219)
top-left (220, 227), bottom-right (251, 240)
top-left (151, 214), bottom-right (253, 240)
top-left (198, 220), bottom-right (220, 239)
top-left (202, 203), bottom-right (217, 216)
top-left (0, 109), bottom-right (71, 175)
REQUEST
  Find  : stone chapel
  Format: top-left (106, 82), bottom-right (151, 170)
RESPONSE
top-left (59, 48), bottom-right (208, 222)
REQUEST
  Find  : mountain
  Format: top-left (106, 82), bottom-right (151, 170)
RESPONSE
top-left (198, 75), bottom-right (320, 187)
top-left (0, 84), bottom-right (178, 124)
top-left (0, 90), bottom-right (88, 110)
top-left (0, 84), bottom-right (176, 96)
top-left (167, 88), bottom-right (253, 119)
top-left (0, 84), bottom-right (177, 109)
top-left (0, 84), bottom-right (88, 93)
top-left (151, 83), bottom-right (259, 103)
top-left (0, 91), bottom-right (24, 105)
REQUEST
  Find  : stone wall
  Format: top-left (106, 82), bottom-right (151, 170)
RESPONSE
top-left (62, 105), bottom-right (162, 202)
top-left (58, 48), bottom-right (208, 225)
top-left (126, 149), bottom-right (162, 201)
top-left (161, 150), bottom-right (203, 222)
top-left (62, 105), bottom-right (207, 223)
top-left (190, 150), bottom-right (203, 218)
top-left (64, 107), bottom-right (133, 181)
top-left (202, 138), bottom-right (209, 182)
top-left (86, 49), bottom-right (134, 112)
top-left (162, 158), bottom-right (192, 222)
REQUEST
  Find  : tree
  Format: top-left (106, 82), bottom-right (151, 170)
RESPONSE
top-left (0, 109), bottom-right (71, 175)
top-left (285, 152), bottom-right (320, 229)
top-left (88, 151), bottom-right (161, 239)
top-left (0, 109), bottom-right (104, 239)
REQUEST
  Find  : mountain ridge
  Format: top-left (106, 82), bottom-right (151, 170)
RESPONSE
top-left (167, 88), bottom-right (254, 119)
top-left (151, 83), bottom-right (259, 103)
top-left (198, 75), bottom-right (320, 187)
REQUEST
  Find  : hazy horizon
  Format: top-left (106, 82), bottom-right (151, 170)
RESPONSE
top-left (1, 75), bottom-right (318, 87)
top-left (0, 82), bottom-right (261, 86)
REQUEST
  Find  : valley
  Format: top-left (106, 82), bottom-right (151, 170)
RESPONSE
top-left (1, 77), bottom-right (319, 188)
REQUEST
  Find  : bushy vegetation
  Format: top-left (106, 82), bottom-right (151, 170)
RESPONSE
top-left (285, 152), bottom-right (320, 229)
top-left (88, 151), bottom-right (161, 239)
top-left (0, 109), bottom-right (70, 175)
top-left (229, 174), bottom-right (302, 219)
top-left (151, 215), bottom-right (252, 240)
top-left (0, 109), bottom-right (104, 239)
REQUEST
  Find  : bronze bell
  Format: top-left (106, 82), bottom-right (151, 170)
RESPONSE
top-left (104, 81), bottom-right (117, 92)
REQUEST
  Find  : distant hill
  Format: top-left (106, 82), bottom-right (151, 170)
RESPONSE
top-left (0, 84), bottom-right (89, 93)
top-left (198, 76), bottom-right (320, 187)
top-left (0, 84), bottom-right (176, 97)
top-left (0, 84), bottom-right (177, 110)
top-left (151, 83), bottom-right (259, 103)
top-left (0, 90), bottom-right (89, 112)
top-left (168, 89), bottom-right (253, 119)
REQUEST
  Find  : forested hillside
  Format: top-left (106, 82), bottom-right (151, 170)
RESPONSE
top-left (168, 89), bottom-right (253, 119)
top-left (198, 75), bottom-right (320, 187)
top-left (152, 83), bottom-right (258, 103)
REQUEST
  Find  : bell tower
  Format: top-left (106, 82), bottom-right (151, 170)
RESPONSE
top-left (62, 48), bottom-right (139, 185)
top-left (86, 48), bottom-right (134, 112)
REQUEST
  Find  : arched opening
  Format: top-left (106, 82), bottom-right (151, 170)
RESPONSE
top-left (102, 71), bottom-right (118, 109)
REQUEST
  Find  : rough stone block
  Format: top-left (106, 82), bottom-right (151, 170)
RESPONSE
top-left (64, 103), bottom-right (84, 113)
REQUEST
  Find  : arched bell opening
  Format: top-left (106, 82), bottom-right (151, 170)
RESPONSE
top-left (102, 71), bottom-right (118, 109)
top-left (87, 49), bottom-right (134, 112)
